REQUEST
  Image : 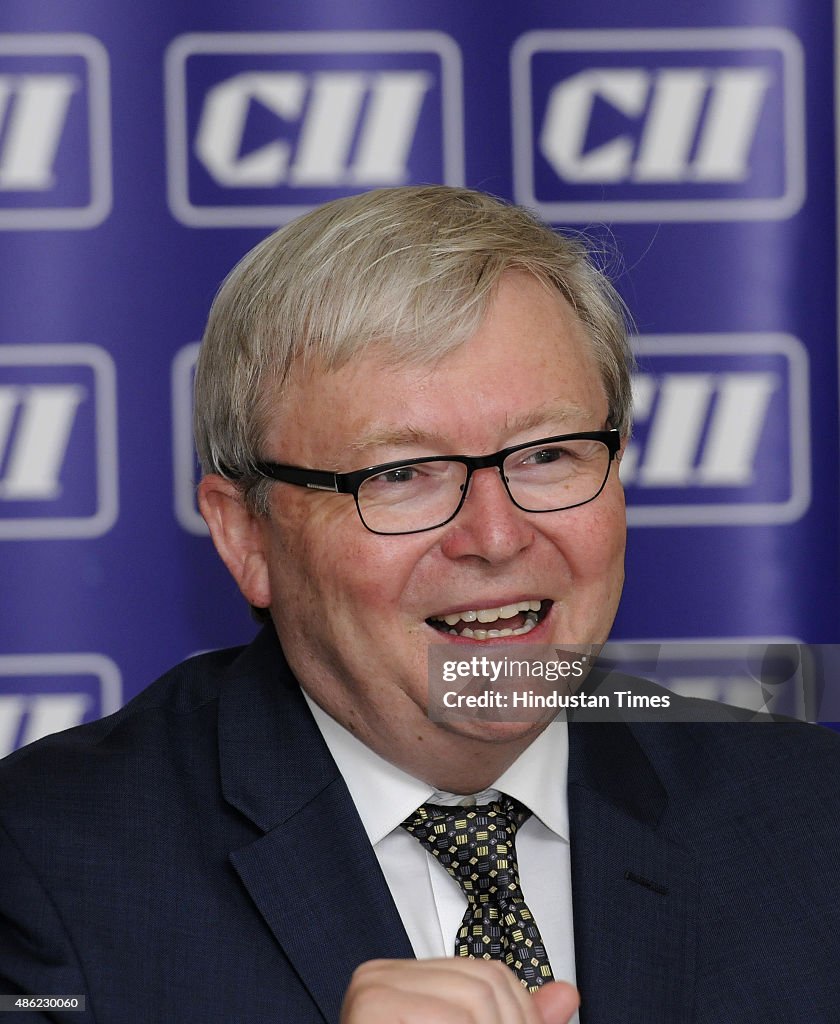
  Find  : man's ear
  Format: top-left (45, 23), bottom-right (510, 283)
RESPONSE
top-left (197, 475), bottom-right (272, 610)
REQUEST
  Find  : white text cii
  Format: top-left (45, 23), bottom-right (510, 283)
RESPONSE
top-left (540, 67), bottom-right (771, 184)
top-left (0, 384), bottom-right (85, 500)
top-left (621, 372), bottom-right (778, 486)
top-left (195, 70), bottom-right (432, 188)
top-left (0, 693), bottom-right (90, 756)
top-left (0, 74), bottom-right (77, 190)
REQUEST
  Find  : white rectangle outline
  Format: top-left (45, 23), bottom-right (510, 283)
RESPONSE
top-left (165, 31), bottom-right (465, 228)
top-left (625, 333), bottom-right (811, 526)
top-left (0, 344), bottom-right (119, 538)
top-left (511, 27), bottom-right (806, 223)
top-left (604, 636), bottom-right (807, 715)
top-left (0, 652), bottom-right (122, 717)
top-left (0, 33), bottom-right (112, 230)
top-left (172, 341), bottom-right (206, 535)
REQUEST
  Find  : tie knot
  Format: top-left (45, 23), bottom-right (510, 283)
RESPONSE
top-left (401, 795), bottom-right (531, 902)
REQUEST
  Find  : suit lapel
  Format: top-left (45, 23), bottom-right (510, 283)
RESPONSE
top-left (217, 631), bottom-right (698, 1022)
top-left (568, 722), bottom-right (697, 1024)
top-left (218, 629), bottom-right (413, 1024)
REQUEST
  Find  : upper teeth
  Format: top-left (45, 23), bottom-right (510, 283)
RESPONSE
top-left (434, 600), bottom-right (542, 627)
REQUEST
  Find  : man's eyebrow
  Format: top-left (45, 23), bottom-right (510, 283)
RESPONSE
top-left (343, 426), bottom-right (449, 459)
top-left (502, 401), bottom-right (596, 435)
top-left (340, 401), bottom-right (596, 462)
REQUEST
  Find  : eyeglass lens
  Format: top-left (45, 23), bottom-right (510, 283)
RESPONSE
top-left (356, 437), bottom-right (612, 534)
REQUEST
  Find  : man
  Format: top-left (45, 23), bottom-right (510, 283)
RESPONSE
top-left (1, 186), bottom-right (839, 1023)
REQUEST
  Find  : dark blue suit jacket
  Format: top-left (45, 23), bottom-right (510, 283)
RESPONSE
top-left (1, 626), bottom-right (839, 1022)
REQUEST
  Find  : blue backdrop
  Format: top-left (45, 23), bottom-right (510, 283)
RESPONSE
top-left (0, 1), bottom-right (837, 753)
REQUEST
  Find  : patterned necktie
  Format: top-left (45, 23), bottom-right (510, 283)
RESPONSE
top-left (401, 795), bottom-right (555, 992)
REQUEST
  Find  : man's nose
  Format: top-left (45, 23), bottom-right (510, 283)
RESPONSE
top-left (439, 466), bottom-right (535, 563)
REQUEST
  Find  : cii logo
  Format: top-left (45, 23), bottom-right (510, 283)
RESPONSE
top-left (511, 28), bottom-right (805, 221)
top-left (622, 335), bottom-right (810, 526)
top-left (0, 653), bottom-right (121, 756)
top-left (0, 34), bottom-right (111, 229)
top-left (0, 345), bottom-right (118, 538)
top-left (165, 31), bottom-right (464, 227)
top-left (172, 342), bottom-right (205, 535)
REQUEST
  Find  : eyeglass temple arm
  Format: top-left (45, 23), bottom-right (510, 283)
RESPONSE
top-left (249, 462), bottom-right (342, 492)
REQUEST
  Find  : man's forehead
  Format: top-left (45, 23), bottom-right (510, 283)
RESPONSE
top-left (279, 269), bottom-right (587, 387)
top-left (264, 273), bottom-right (609, 464)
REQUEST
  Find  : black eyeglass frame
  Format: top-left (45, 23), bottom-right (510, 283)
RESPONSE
top-left (244, 428), bottom-right (621, 536)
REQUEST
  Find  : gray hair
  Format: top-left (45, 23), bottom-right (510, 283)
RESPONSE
top-left (194, 185), bottom-right (633, 514)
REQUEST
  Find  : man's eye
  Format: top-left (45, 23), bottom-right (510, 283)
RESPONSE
top-left (526, 447), bottom-right (568, 464)
top-left (377, 466), bottom-right (418, 484)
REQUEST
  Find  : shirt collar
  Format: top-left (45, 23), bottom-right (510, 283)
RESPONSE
top-left (304, 692), bottom-right (569, 844)
top-left (492, 722), bottom-right (569, 839)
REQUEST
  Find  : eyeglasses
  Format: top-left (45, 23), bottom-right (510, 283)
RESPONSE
top-left (247, 429), bottom-right (621, 536)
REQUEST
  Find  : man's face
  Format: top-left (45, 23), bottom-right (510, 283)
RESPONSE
top-left (253, 272), bottom-right (626, 762)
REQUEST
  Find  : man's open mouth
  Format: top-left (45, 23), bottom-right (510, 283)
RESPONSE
top-left (426, 599), bottom-right (550, 640)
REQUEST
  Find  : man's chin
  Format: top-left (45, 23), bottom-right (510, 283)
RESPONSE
top-left (436, 713), bottom-right (556, 747)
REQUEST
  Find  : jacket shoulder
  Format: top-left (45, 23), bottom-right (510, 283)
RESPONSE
top-left (0, 642), bottom-right (248, 818)
top-left (632, 717), bottom-right (840, 836)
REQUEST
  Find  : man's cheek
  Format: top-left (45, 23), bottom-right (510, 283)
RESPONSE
top-left (585, 501), bottom-right (626, 558)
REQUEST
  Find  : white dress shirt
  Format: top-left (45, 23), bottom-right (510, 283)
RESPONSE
top-left (304, 694), bottom-right (578, 1007)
